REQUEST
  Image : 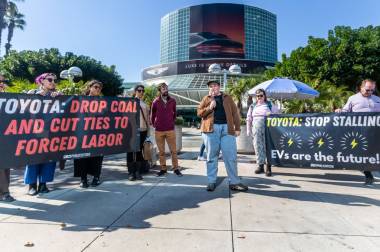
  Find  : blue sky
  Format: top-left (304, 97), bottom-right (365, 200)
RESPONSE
top-left (7, 0), bottom-right (380, 82)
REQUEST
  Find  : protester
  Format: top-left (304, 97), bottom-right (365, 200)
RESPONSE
top-left (24, 73), bottom-right (61, 195)
top-left (0, 74), bottom-right (15, 202)
top-left (73, 80), bottom-right (104, 188)
top-left (335, 79), bottom-right (380, 185)
top-left (197, 80), bottom-right (248, 192)
top-left (247, 89), bottom-right (279, 176)
top-left (127, 84), bottom-right (150, 181)
top-left (150, 82), bottom-right (183, 177)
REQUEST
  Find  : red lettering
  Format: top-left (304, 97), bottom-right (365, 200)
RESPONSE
top-left (99, 100), bottom-right (107, 112)
top-left (111, 101), bottom-right (118, 113)
top-left (15, 140), bottom-right (27, 156)
top-left (38, 138), bottom-right (50, 153)
top-left (50, 118), bottom-right (60, 132)
top-left (98, 134), bottom-right (106, 147)
top-left (116, 133), bottom-right (123, 145)
top-left (80, 100), bottom-right (90, 113)
top-left (50, 137), bottom-right (60, 152)
top-left (70, 100), bottom-right (80, 113)
top-left (25, 139), bottom-right (38, 155)
top-left (4, 120), bottom-right (17, 135)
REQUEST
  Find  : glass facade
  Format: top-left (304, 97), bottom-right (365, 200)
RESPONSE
top-left (244, 6), bottom-right (277, 63)
top-left (160, 4), bottom-right (277, 64)
top-left (160, 8), bottom-right (190, 64)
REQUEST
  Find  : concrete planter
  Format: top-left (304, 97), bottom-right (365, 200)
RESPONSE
top-left (237, 125), bottom-right (254, 154)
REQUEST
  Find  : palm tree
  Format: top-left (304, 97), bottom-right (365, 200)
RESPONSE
top-left (0, 0), bottom-right (8, 55)
top-left (283, 81), bottom-right (353, 113)
top-left (4, 1), bottom-right (26, 55)
top-left (227, 76), bottom-right (264, 116)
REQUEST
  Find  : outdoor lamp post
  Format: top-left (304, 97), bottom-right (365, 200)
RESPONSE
top-left (208, 63), bottom-right (242, 91)
top-left (60, 66), bottom-right (83, 94)
top-left (60, 66), bottom-right (83, 82)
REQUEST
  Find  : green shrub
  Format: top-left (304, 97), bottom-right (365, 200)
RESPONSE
top-left (175, 116), bottom-right (185, 126)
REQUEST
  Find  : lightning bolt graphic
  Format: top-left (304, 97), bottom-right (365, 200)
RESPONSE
top-left (317, 138), bottom-right (324, 148)
top-left (288, 138), bottom-right (294, 146)
top-left (351, 139), bottom-right (358, 149)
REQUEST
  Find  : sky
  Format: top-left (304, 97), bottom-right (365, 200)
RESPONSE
top-left (5, 0), bottom-right (380, 82)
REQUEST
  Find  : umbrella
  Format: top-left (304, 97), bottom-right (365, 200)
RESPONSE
top-left (247, 77), bottom-right (319, 100)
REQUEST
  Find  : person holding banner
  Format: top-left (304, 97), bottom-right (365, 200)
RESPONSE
top-left (0, 74), bottom-right (15, 202)
top-left (127, 84), bottom-right (150, 181)
top-left (247, 89), bottom-right (280, 176)
top-left (151, 82), bottom-right (183, 177)
top-left (335, 79), bottom-right (380, 185)
top-left (197, 80), bottom-right (248, 192)
top-left (24, 73), bottom-right (61, 195)
top-left (73, 80), bottom-right (104, 188)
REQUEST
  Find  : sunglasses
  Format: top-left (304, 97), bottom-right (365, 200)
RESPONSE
top-left (136, 89), bottom-right (144, 93)
top-left (45, 77), bottom-right (57, 83)
top-left (256, 94), bottom-right (264, 98)
top-left (0, 79), bottom-right (9, 84)
top-left (92, 85), bottom-right (102, 90)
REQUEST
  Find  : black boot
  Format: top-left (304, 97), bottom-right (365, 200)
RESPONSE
top-left (28, 183), bottom-right (38, 196)
top-left (255, 164), bottom-right (264, 174)
top-left (265, 164), bottom-right (272, 177)
top-left (38, 183), bottom-right (50, 193)
top-left (80, 178), bottom-right (89, 188)
top-left (91, 177), bottom-right (101, 187)
top-left (127, 162), bottom-right (137, 181)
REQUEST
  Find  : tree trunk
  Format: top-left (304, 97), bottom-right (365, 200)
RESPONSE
top-left (0, 0), bottom-right (7, 56)
top-left (5, 22), bottom-right (14, 55)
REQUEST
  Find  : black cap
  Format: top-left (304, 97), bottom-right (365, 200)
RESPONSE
top-left (207, 80), bottom-right (220, 86)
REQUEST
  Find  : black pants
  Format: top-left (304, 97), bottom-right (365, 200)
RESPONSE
top-left (74, 156), bottom-right (103, 180)
top-left (127, 130), bottom-right (148, 173)
top-left (364, 171), bottom-right (373, 179)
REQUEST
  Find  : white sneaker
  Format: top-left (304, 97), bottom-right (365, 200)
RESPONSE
top-left (197, 156), bottom-right (206, 161)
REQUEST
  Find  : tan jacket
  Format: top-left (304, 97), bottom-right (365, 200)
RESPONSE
top-left (197, 93), bottom-right (240, 135)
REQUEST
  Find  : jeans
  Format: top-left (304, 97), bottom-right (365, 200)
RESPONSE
top-left (202, 124), bottom-right (241, 184)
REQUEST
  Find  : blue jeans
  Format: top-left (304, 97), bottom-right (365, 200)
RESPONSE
top-left (24, 162), bottom-right (56, 184)
top-left (202, 124), bottom-right (241, 185)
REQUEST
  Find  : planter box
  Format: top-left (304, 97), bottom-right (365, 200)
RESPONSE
top-left (237, 125), bottom-right (254, 154)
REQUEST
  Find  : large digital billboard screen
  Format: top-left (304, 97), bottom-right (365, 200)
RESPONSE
top-left (142, 59), bottom-right (272, 80)
top-left (189, 4), bottom-right (245, 59)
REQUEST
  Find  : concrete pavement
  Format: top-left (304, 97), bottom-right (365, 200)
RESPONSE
top-left (1, 127), bottom-right (380, 252)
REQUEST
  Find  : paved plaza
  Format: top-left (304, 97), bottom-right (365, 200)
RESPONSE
top-left (1, 128), bottom-right (380, 252)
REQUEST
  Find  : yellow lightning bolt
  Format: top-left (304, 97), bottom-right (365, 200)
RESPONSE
top-left (288, 138), bottom-right (294, 146)
top-left (351, 139), bottom-right (358, 149)
top-left (317, 138), bottom-right (324, 148)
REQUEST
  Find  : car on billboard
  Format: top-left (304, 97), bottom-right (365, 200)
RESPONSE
top-left (146, 66), bottom-right (169, 76)
top-left (189, 32), bottom-right (244, 58)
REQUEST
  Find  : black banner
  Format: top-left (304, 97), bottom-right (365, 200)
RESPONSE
top-left (265, 112), bottom-right (380, 171)
top-left (0, 93), bottom-right (139, 168)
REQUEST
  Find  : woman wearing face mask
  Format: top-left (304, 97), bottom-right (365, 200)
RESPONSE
top-left (24, 73), bottom-right (61, 195)
top-left (247, 89), bottom-right (279, 176)
top-left (73, 80), bottom-right (104, 188)
top-left (127, 84), bottom-right (150, 181)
